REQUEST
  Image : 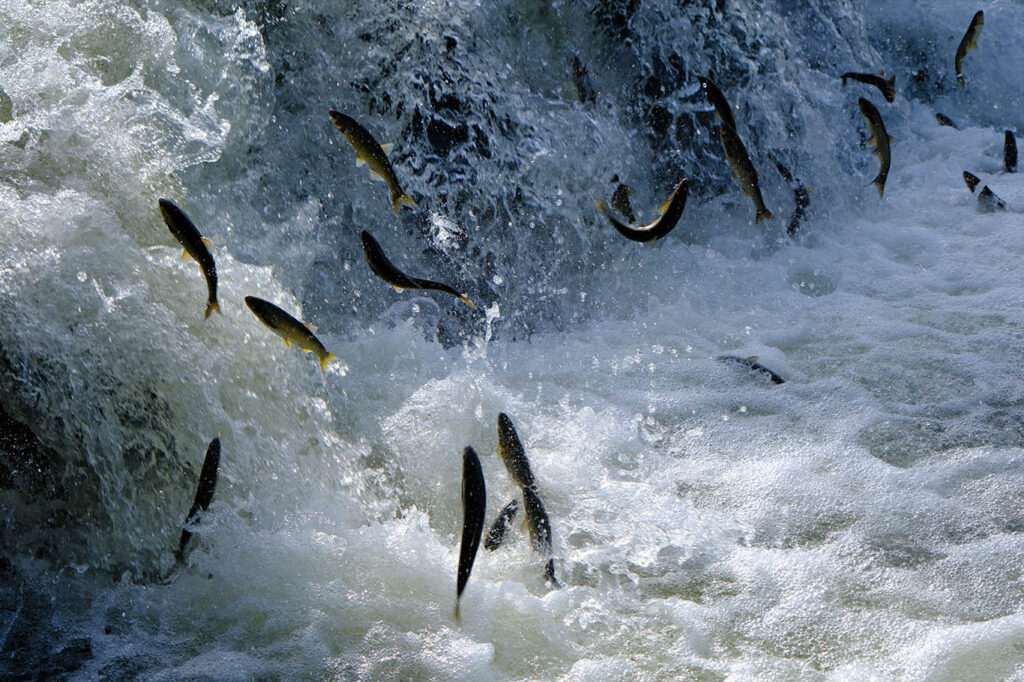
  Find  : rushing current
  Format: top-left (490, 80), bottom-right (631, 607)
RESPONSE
top-left (2, 0), bottom-right (1024, 679)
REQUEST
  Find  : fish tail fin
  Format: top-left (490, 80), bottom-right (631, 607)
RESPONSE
top-left (969, 40), bottom-right (978, 50)
top-left (887, 74), bottom-right (895, 86)
top-left (459, 295), bottom-right (477, 309)
top-left (205, 301), bottom-right (221, 318)
top-left (957, 75), bottom-right (965, 88)
top-left (454, 600), bottom-right (461, 622)
top-left (392, 193), bottom-right (417, 213)
top-left (644, 239), bottom-right (657, 250)
top-left (596, 201), bottom-right (608, 213)
top-left (755, 208), bottom-right (774, 224)
top-left (873, 178), bottom-right (885, 197)
top-left (320, 353), bottom-right (338, 373)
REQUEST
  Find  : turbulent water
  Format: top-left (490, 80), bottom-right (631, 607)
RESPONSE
top-left (2, 0), bottom-right (1024, 679)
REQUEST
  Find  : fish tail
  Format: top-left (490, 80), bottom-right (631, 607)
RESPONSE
top-left (459, 295), bottom-right (477, 309)
top-left (454, 601), bottom-right (461, 622)
top-left (872, 177), bottom-right (886, 197)
top-left (320, 353), bottom-right (338, 373)
top-left (205, 301), bottom-right (221, 319)
top-left (755, 208), bottom-right (774, 224)
top-left (392, 192), bottom-right (417, 213)
top-left (957, 74), bottom-right (965, 88)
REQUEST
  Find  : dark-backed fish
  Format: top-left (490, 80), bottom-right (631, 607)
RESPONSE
top-left (773, 158), bottom-right (810, 238)
top-left (610, 182), bottom-right (635, 223)
top-left (955, 10), bottom-right (983, 87)
top-left (858, 98), bottom-right (893, 197)
top-left (497, 412), bottom-right (535, 489)
top-left (484, 498), bottom-right (519, 551)
top-left (360, 231), bottom-right (475, 308)
top-left (963, 171), bottom-right (981, 193)
top-left (719, 124), bottom-right (772, 222)
top-left (698, 76), bottom-right (736, 131)
top-left (159, 199), bottom-right (220, 319)
top-left (456, 446), bottom-right (486, 618)
top-left (571, 54), bottom-right (595, 104)
top-left (598, 179), bottom-right (689, 243)
top-left (936, 113), bottom-right (958, 129)
top-left (717, 355), bottom-right (785, 385)
top-left (522, 486), bottom-right (559, 586)
top-left (1005, 131), bottom-right (1017, 173)
top-left (978, 186), bottom-right (1006, 212)
top-left (177, 437), bottom-right (220, 559)
top-left (329, 110), bottom-right (416, 214)
top-left (245, 296), bottom-right (338, 372)
top-left (841, 72), bottom-right (896, 103)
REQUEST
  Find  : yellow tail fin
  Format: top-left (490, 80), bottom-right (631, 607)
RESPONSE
top-left (320, 353), bottom-right (338, 373)
top-left (392, 192), bottom-right (417, 214)
top-left (204, 301), bottom-right (221, 319)
top-left (755, 208), bottom-right (774, 224)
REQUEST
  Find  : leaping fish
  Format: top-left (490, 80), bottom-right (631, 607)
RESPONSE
top-left (841, 72), bottom-right (896, 103)
top-left (497, 412), bottom-right (535, 489)
top-left (858, 98), bottom-right (893, 197)
top-left (955, 10), bottom-right (983, 87)
top-left (522, 486), bottom-right (559, 586)
top-left (963, 171), bottom-right (981, 193)
top-left (717, 355), bottom-right (785, 385)
top-left (484, 498), bottom-right (519, 551)
top-left (719, 124), bottom-right (773, 223)
top-left (244, 296), bottom-right (338, 372)
top-left (1005, 131), bottom-right (1017, 173)
top-left (329, 110), bottom-right (416, 214)
top-left (176, 437), bottom-right (221, 561)
top-left (361, 231), bottom-right (475, 308)
top-left (456, 446), bottom-right (486, 619)
top-left (610, 182), bottom-right (636, 223)
top-left (698, 76), bottom-right (737, 131)
top-left (598, 179), bottom-right (689, 244)
top-left (159, 199), bottom-right (220, 319)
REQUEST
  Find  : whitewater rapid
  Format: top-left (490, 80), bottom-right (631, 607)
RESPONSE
top-left (2, 0), bottom-right (1024, 679)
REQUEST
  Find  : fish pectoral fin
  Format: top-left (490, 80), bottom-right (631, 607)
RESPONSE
top-left (747, 356), bottom-right (760, 362)
top-left (283, 338), bottom-right (291, 347)
top-left (368, 168), bottom-right (385, 180)
top-left (380, 143), bottom-right (394, 154)
top-left (392, 285), bottom-right (404, 292)
top-left (658, 197), bottom-right (673, 215)
top-left (181, 249), bottom-right (189, 261)
top-left (202, 238), bottom-right (211, 246)
top-left (355, 154), bottom-right (367, 167)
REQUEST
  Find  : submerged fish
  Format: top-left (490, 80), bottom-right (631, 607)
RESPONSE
top-left (329, 110), bottom-right (416, 214)
top-left (773, 158), bottom-right (810, 238)
top-left (858, 98), bottom-right (893, 197)
top-left (841, 72), bottom-right (896, 103)
top-left (497, 412), bottom-right (535, 489)
top-left (522, 486), bottom-right (559, 586)
top-left (598, 179), bottom-right (689, 243)
top-left (1005, 131), bottom-right (1017, 173)
top-left (955, 10), bottom-right (983, 87)
top-left (244, 296), bottom-right (337, 372)
top-left (360, 230), bottom-right (475, 308)
top-left (936, 113), bottom-right (958, 129)
top-left (717, 355), bottom-right (785, 385)
top-left (484, 498), bottom-right (519, 551)
top-left (571, 54), bottom-right (595, 104)
top-left (963, 171), bottom-right (981, 193)
top-left (158, 199), bottom-right (220, 319)
top-left (978, 185), bottom-right (1006, 212)
top-left (698, 76), bottom-right (737, 131)
top-left (610, 182), bottom-right (636, 223)
top-left (456, 446), bottom-right (486, 618)
top-left (719, 124), bottom-right (773, 223)
top-left (177, 438), bottom-right (221, 559)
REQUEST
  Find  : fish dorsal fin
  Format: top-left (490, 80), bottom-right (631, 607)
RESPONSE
top-left (181, 249), bottom-right (189, 261)
top-left (380, 143), bottom-right (394, 154)
top-left (202, 237), bottom-right (211, 246)
top-left (747, 356), bottom-right (759, 362)
top-left (887, 74), bottom-right (895, 85)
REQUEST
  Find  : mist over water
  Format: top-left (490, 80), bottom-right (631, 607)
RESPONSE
top-left (2, 0), bottom-right (1024, 679)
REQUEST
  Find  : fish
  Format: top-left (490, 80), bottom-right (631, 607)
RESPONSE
top-left (522, 486), bottom-right (559, 586)
top-left (598, 179), bottom-right (688, 244)
top-left (718, 124), bottom-right (773, 222)
top-left (963, 171), bottom-right (981, 193)
top-left (955, 10), bottom-right (983, 87)
top-left (571, 54), bottom-right (595, 104)
top-left (497, 412), bottom-right (535, 489)
top-left (244, 296), bottom-right (338, 372)
top-left (158, 199), bottom-right (220, 319)
top-left (1005, 131), bottom-right (1017, 173)
top-left (841, 72), bottom-right (896, 103)
top-left (936, 113), bottom-right (958, 129)
top-left (698, 76), bottom-right (737, 131)
top-left (360, 230), bottom-right (475, 308)
top-left (717, 355), bottom-right (785, 385)
top-left (456, 446), bottom-right (486, 618)
top-left (858, 98), bottom-right (893, 197)
top-left (773, 158), bottom-right (810, 238)
top-left (484, 498), bottom-right (519, 551)
top-left (610, 182), bottom-right (636, 223)
top-left (329, 110), bottom-right (416, 214)
top-left (978, 186), bottom-right (1006, 212)
top-left (176, 437), bottom-right (221, 559)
